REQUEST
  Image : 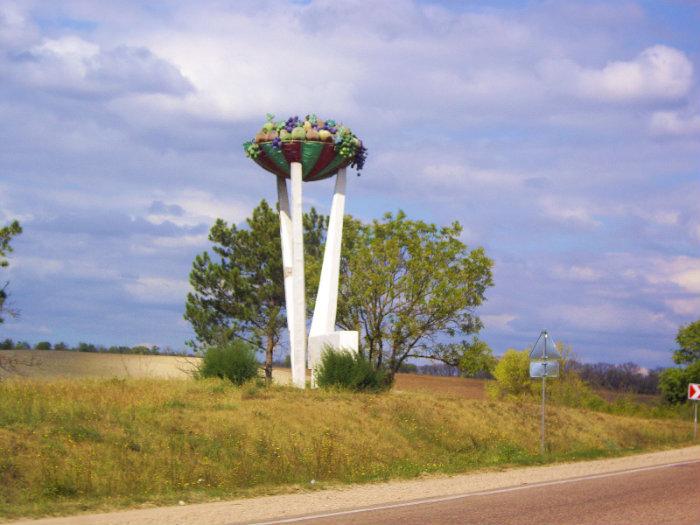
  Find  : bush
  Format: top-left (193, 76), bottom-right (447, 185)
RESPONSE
top-left (489, 349), bottom-right (536, 398)
top-left (659, 361), bottom-right (700, 404)
top-left (198, 340), bottom-right (259, 385)
top-left (316, 347), bottom-right (389, 392)
top-left (35, 341), bottom-right (52, 350)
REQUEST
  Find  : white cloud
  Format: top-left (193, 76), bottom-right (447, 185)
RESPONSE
top-left (540, 45), bottom-right (693, 103)
top-left (666, 297), bottom-right (700, 316)
top-left (539, 197), bottom-right (601, 228)
top-left (649, 111), bottom-right (700, 136)
top-left (553, 265), bottom-right (602, 282)
top-left (481, 314), bottom-right (516, 331)
top-left (124, 276), bottom-right (190, 304)
top-left (144, 189), bottom-right (252, 227)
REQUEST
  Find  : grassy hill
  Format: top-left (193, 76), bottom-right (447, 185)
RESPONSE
top-left (0, 376), bottom-right (694, 520)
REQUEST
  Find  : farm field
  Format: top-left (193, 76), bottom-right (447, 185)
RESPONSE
top-left (0, 376), bottom-right (694, 521)
top-left (1, 350), bottom-right (489, 398)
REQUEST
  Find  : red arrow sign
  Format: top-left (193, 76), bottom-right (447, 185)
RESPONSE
top-left (689, 383), bottom-right (700, 401)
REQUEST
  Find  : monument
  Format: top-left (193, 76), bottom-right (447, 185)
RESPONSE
top-left (244, 115), bottom-right (367, 388)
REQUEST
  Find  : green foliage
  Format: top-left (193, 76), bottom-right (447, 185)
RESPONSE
top-left (0, 221), bottom-right (21, 269)
top-left (489, 349), bottom-right (535, 398)
top-left (184, 200), bottom-right (326, 381)
top-left (0, 220), bottom-right (22, 325)
top-left (198, 341), bottom-right (259, 385)
top-left (316, 347), bottom-right (389, 392)
top-left (659, 361), bottom-right (700, 404)
top-left (673, 320), bottom-right (700, 365)
top-left (0, 339), bottom-right (13, 350)
top-left (456, 338), bottom-right (496, 377)
top-left (336, 212), bottom-right (494, 381)
top-left (35, 342), bottom-right (52, 350)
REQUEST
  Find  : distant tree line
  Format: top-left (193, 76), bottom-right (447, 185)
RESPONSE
top-left (0, 339), bottom-right (186, 356)
top-left (568, 361), bottom-right (660, 395)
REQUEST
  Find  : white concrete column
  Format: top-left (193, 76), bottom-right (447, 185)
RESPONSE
top-left (276, 176), bottom-right (296, 382)
top-left (308, 168), bottom-right (357, 388)
top-left (289, 162), bottom-right (307, 388)
top-left (310, 168), bottom-right (347, 336)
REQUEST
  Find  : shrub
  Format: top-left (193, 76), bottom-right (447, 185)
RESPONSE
top-left (659, 361), bottom-right (700, 404)
top-left (198, 340), bottom-right (259, 385)
top-left (35, 342), bottom-right (52, 350)
top-left (489, 349), bottom-right (536, 398)
top-left (316, 347), bottom-right (389, 392)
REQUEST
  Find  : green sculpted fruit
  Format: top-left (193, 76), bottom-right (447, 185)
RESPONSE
top-left (280, 129), bottom-right (292, 141)
top-left (291, 126), bottom-right (306, 140)
top-left (306, 129), bottom-right (320, 140)
top-left (262, 122), bottom-right (275, 132)
top-left (318, 129), bottom-right (332, 141)
top-left (303, 120), bottom-right (312, 131)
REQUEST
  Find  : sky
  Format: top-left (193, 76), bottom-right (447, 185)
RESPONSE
top-left (0, 0), bottom-right (698, 367)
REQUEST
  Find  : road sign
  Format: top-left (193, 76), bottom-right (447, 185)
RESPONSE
top-left (530, 360), bottom-right (559, 378)
top-left (529, 330), bottom-right (559, 360)
top-left (689, 383), bottom-right (700, 401)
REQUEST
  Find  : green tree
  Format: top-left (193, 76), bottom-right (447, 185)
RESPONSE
top-left (0, 220), bottom-right (22, 325)
top-left (457, 338), bottom-right (496, 377)
top-left (673, 320), bottom-right (700, 365)
top-left (185, 200), bottom-right (325, 382)
top-left (489, 348), bottom-right (534, 398)
top-left (659, 361), bottom-right (700, 404)
top-left (336, 212), bottom-right (493, 383)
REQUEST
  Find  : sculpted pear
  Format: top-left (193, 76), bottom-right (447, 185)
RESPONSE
top-left (306, 129), bottom-right (320, 140)
top-left (318, 129), bottom-right (332, 141)
top-left (291, 126), bottom-right (307, 140)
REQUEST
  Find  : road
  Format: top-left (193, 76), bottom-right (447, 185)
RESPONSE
top-left (256, 460), bottom-right (700, 525)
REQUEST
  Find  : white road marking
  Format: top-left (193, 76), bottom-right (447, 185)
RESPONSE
top-left (247, 459), bottom-right (700, 524)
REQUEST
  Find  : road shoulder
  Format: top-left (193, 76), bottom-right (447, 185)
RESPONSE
top-left (10, 445), bottom-right (700, 525)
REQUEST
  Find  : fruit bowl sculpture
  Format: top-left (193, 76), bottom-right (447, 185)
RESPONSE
top-left (243, 114), bottom-right (367, 181)
top-left (243, 113), bottom-right (366, 389)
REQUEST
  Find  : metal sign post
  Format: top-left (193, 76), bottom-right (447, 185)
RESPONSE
top-left (689, 383), bottom-right (700, 440)
top-left (529, 330), bottom-right (559, 455)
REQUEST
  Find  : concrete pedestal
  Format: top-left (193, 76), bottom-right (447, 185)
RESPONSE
top-left (308, 330), bottom-right (359, 387)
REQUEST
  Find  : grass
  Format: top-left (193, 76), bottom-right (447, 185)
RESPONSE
top-left (0, 377), bottom-right (696, 521)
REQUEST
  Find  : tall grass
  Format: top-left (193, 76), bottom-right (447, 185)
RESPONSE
top-left (0, 377), bottom-right (694, 519)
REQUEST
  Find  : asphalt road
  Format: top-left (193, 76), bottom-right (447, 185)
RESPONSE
top-left (257, 460), bottom-right (700, 525)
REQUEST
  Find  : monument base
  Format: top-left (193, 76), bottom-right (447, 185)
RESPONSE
top-left (308, 331), bottom-right (359, 387)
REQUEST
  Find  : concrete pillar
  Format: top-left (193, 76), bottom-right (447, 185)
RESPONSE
top-left (289, 162), bottom-right (306, 388)
top-left (310, 167), bottom-right (347, 336)
top-left (308, 168), bottom-right (358, 387)
top-left (276, 176), bottom-right (297, 384)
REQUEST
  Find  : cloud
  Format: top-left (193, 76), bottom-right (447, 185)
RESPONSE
top-left (539, 45), bottom-right (693, 104)
top-left (649, 110), bottom-right (700, 136)
top-left (124, 276), bottom-right (190, 304)
top-left (481, 314), bottom-right (517, 331)
top-left (1, 16), bottom-right (193, 99)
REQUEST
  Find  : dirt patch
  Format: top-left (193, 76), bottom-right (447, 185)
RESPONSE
top-left (394, 373), bottom-right (487, 399)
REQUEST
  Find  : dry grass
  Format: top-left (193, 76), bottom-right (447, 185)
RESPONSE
top-left (0, 377), bottom-right (694, 520)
